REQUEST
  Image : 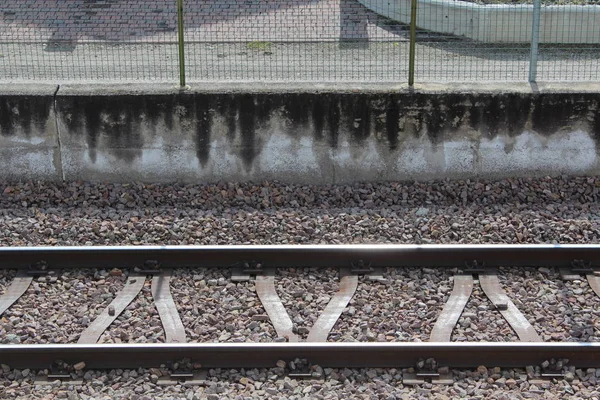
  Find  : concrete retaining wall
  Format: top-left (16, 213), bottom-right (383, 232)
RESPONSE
top-left (1, 83), bottom-right (600, 183)
top-left (358, 0), bottom-right (600, 44)
top-left (0, 85), bottom-right (62, 180)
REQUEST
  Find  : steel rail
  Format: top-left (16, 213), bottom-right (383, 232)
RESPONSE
top-left (1, 342), bottom-right (600, 369)
top-left (0, 244), bottom-right (600, 269)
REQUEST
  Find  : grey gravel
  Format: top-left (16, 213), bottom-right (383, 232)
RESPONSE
top-left (172, 268), bottom-right (277, 342)
top-left (1, 269), bottom-right (124, 344)
top-left (99, 279), bottom-right (164, 344)
top-left (0, 178), bottom-right (598, 247)
top-left (0, 269), bottom-right (16, 297)
top-left (277, 268), bottom-right (339, 339)
top-left (500, 267), bottom-right (600, 342)
top-left (452, 283), bottom-right (519, 342)
top-left (562, 279), bottom-right (600, 342)
top-left (1, 365), bottom-right (600, 399)
top-left (332, 268), bottom-right (452, 342)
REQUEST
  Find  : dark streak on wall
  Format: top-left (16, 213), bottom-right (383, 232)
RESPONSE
top-left (238, 94), bottom-right (258, 169)
top-left (61, 95), bottom-right (168, 163)
top-left (0, 96), bottom-right (52, 138)
top-left (593, 106), bottom-right (600, 146)
top-left (385, 96), bottom-right (399, 150)
top-left (192, 96), bottom-right (211, 168)
top-left (54, 91), bottom-right (600, 168)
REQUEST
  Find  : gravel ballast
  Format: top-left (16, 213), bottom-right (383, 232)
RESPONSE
top-left (276, 267), bottom-right (340, 340)
top-left (452, 283), bottom-right (519, 342)
top-left (331, 268), bottom-right (452, 342)
top-left (1, 269), bottom-right (124, 344)
top-left (1, 365), bottom-right (600, 399)
top-left (0, 177), bottom-right (600, 398)
top-left (499, 267), bottom-right (600, 342)
top-left (172, 268), bottom-right (277, 342)
top-left (98, 278), bottom-right (165, 344)
top-left (0, 269), bottom-right (16, 297)
top-left (0, 178), bottom-right (598, 247)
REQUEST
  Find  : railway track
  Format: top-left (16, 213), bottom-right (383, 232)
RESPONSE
top-left (1, 244), bottom-right (600, 384)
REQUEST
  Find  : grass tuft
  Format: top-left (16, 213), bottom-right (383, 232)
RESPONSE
top-left (247, 41), bottom-right (272, 51)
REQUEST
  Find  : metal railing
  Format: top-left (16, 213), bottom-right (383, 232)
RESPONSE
top-left (0, 0), bottom-right (598, 85)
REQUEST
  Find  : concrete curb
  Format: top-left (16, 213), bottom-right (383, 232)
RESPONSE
top-left (358, 0), bottom-right (600, 43)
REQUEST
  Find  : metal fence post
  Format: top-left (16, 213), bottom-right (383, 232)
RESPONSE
top-left (529, 0), bottom-right (541, 83)
top-left (177, 0), bottom-right (186, 87)
top-left (408, 0), bottom-right (418, 86)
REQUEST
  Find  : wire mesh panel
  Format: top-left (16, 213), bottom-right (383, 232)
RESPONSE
top-left (183, 0), bottom-right (409, 82)
top-left (1, 0), bottom-right (599, 84)
top-left (536, 1), bottom-right (600, 82)
top-left (0, 0), bottom-right (179, 83)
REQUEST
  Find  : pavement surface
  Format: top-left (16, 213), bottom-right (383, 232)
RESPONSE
top-left (0, 0), bottom-right (598, 83)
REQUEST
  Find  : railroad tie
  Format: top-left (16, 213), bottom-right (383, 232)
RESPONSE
top-left (306, 269), bottom-right (358, 342)
top-left (77, 273), bottom-right (145, 344)
top-left (151, 270), bottom-right (186, 343)
top-left (255, 268), bottom-right (299, 342)
top-left (479, 273), bottom-right (541, 342)
top-left (0, 270), bottom-right (33, 316)
top-left (429, 274), bottom-right (474, 342)
top-left (586, 274), bottom-right (600, 298)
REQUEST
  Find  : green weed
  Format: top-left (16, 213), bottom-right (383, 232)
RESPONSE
top-left (247, 41), bottom-right (272, 51)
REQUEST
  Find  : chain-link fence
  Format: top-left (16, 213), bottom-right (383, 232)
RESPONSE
top-left (537, 2), bottom-right (600, 81)
top-left (182, 0), bottom-right (408, 82)
top-left (0, 0), bottom-right (179, 82)
top-left (0, 0), bottom-right (599, 84)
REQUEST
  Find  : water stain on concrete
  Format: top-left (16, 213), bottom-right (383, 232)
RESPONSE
top-left (56, 90), bottom-right (600, 174)
top-left (0, 96), bottom-right (51, 138)
top-left (385, 96), bottom-right (400, 150)
top-left (192, 96), bottom-right (211, 168)
top-left (238, 94), bottom-right (259, 169)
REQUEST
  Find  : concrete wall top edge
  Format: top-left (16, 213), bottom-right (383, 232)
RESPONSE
top-left (57, 83), bottom-right (181, 96)
top-left (57, 82), bottom-right (407, 96)
top-left (51, 82), bottom-right (600, 96)
top-left (0, 84), bottom-right (59, 96)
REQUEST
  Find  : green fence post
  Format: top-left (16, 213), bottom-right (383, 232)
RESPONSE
top-left (529, 0), bottom-right (541, 83)
top-left (177, 0), bottom-right (186, 87)
top-left (408, 0), bottom-right (418, 87)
